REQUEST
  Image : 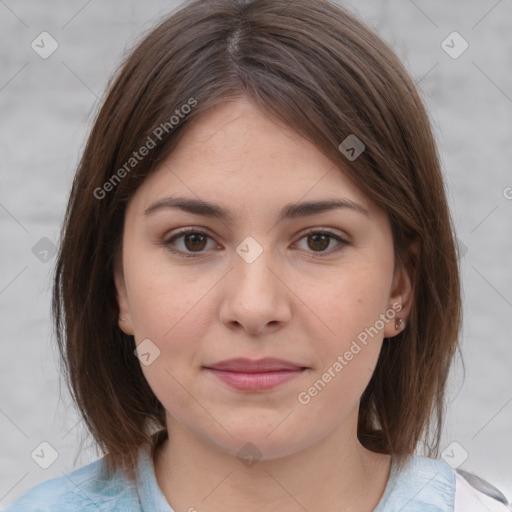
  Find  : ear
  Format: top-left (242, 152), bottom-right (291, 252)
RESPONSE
top-left (113, 255), bottom-right (135, 336)
top-left (383, 241), bottom-right (419, 339)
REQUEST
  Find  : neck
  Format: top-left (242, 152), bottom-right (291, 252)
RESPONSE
top-left (153, 418), bottom-right (392, 512)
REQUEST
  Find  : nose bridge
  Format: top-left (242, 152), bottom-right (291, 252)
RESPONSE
top-left (232, 235), bottom-right (279, 299)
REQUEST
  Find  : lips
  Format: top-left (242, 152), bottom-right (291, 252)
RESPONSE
top-left (203, 357), bottom-right (307, 373)
top-left (203, 357), bottom-right (308, 391)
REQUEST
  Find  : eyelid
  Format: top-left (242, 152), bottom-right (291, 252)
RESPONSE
top-left (298, 227), bottom-right (349, 243)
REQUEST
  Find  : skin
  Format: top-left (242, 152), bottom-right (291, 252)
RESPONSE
top-left (115, 96), bottom-right (415, 512)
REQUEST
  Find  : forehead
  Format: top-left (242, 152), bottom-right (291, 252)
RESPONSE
top-left (128, 97), bottom-right (375, 219)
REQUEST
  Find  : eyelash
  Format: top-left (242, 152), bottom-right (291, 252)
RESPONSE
top-left (162, 228), bottom-right (349, 259)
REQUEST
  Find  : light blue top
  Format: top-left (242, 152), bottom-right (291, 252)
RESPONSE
top-left (3, 443), bottom-right (463, 511)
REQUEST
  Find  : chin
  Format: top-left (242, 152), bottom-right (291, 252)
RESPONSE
top-left (209, 427), bottom-right (310, 464)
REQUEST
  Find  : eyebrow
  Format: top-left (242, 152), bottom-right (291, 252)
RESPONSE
top-left (144, 196), bottom-right (369, 222)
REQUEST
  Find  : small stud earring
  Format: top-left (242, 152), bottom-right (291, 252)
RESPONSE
top-left (120, 316), bottom-right (127, 322)
top-left (395, 317), bottom-right (405, 331)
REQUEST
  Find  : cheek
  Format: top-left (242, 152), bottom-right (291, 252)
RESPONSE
top-left (123, 250), bottom-right (213, 359)
top-left (311, 267), bottom-right (392, 339)
top-left (127, 268), bottom-right (215, 414)
top-left (299, 262), bottom-right (392, 394)
top-left (130, 277), bottom-right (210, 347)
top-left (297, 288), bottom-right (386, 418)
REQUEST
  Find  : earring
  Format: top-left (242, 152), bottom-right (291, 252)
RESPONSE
top-left (395, 317), bottom-right (405, 331)
top-left (120, 316), bottom-right (127, 321)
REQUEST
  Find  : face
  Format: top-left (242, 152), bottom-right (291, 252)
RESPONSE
top-left (115, 97), bottom-right (413, 461)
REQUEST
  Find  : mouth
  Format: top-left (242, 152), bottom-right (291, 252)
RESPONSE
top-left (203, 357), bottom-right (308, 392)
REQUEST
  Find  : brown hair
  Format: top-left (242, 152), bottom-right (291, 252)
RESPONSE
top-left (52, 0), bottom-right (463, 479)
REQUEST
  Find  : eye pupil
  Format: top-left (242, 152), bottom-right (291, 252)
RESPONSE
top-left (308, 233), bottom-right (330, 251)
top-left (185, 233), bottom-right (207, 251)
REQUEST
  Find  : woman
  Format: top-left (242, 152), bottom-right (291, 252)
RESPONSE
top-left (5, 0), bottom-right (510, 510)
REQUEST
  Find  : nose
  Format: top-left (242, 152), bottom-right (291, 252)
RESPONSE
top-left (218, 242), bottom-right (292, 336)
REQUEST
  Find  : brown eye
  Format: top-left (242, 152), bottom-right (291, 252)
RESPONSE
top-left (164, 229), bottom-right (215, 257)
top-left (295, 229), bottom-right (349, 257)
top-left (307, 233), bottom-right (331, 252)
top-left (183, 233), bottom-right (207, 251)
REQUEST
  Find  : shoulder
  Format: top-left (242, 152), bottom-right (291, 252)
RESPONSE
top-left (454, 471), bottom-right (511, 512)
top-left (408, 456), bottom-right (511, 512)
top-left (377, 454), bottom-right (511, 512)
top-left (2, 456), bottom-right (140, 512)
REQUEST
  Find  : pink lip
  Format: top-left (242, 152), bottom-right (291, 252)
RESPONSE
top-left (203, 357), bottom-right (308, 392)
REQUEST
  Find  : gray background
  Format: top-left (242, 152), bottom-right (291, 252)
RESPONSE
top-left (1, 0), bottom-right (511, 507)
